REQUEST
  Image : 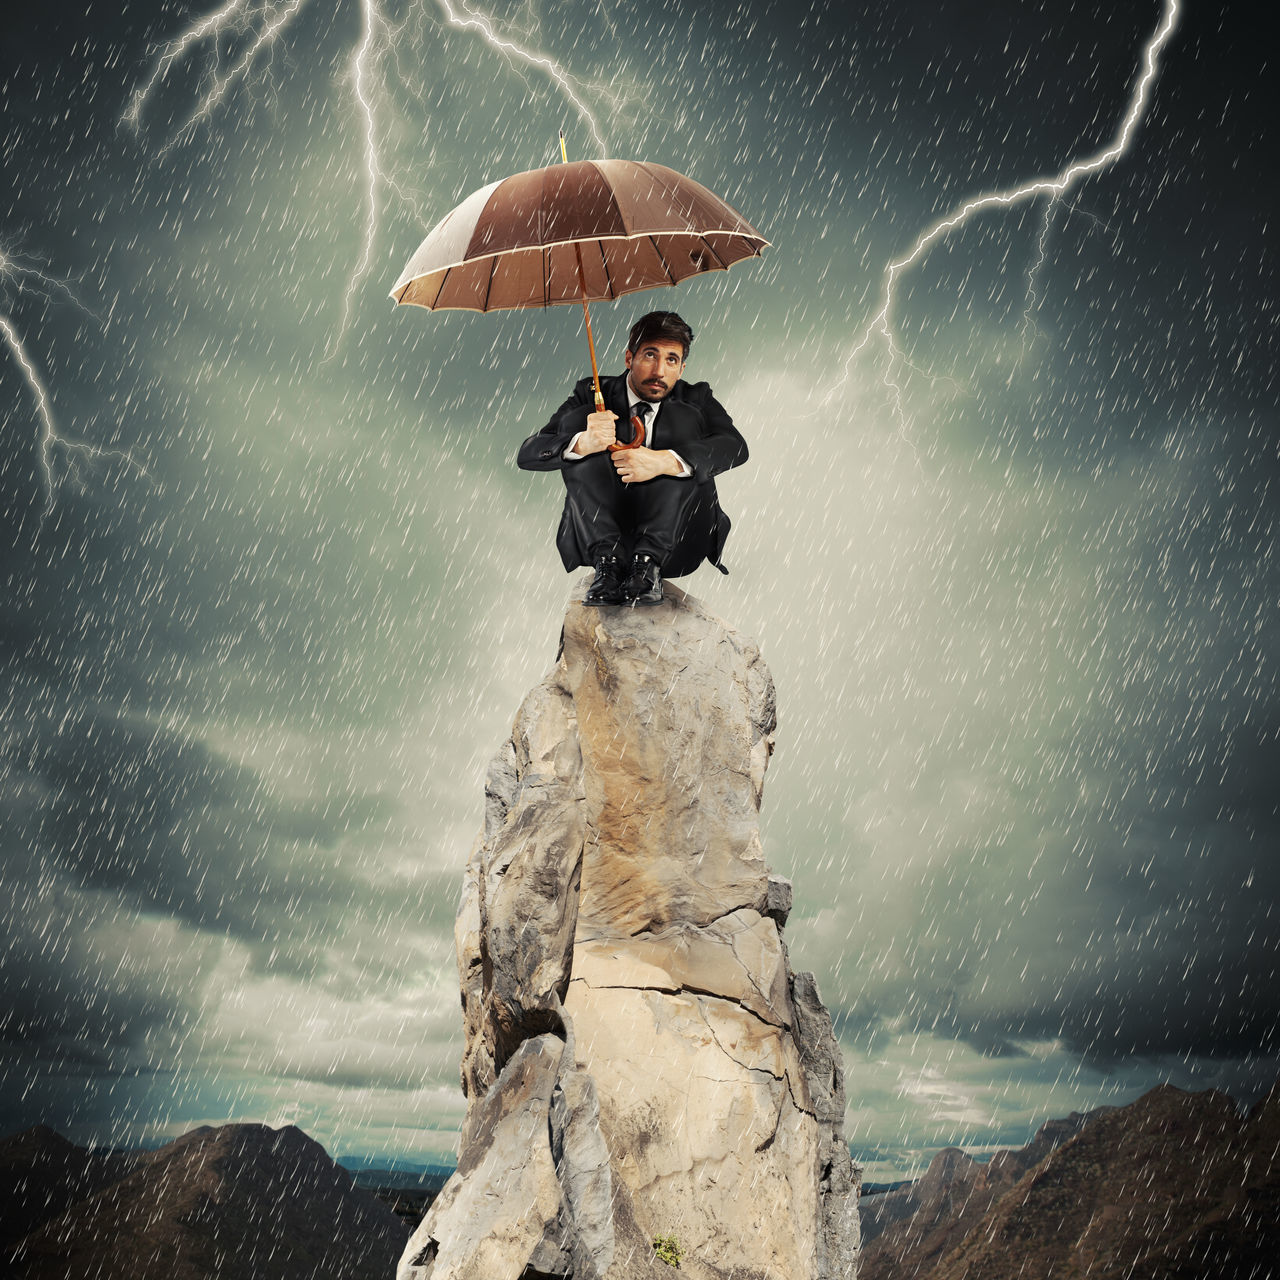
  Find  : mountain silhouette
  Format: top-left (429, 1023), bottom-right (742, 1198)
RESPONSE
top-left (861, 1080), bottom-right (1279, 1280)
top-left (3, 1121), bottom-right (409, 1279)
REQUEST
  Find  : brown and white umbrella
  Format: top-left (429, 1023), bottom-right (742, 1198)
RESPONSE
top-left (390, 154), bottom-right (767, 421)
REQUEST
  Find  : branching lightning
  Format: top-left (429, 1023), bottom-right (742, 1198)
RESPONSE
top-left (124, 0), bottom-right (380, 352)
top-left (0, 314), bottom-right (154, 519)
top-left (830, 0), bottom-right (1181, 429)
top-left (1018, 201), bottom-right (1061, 347)
top-left (122, 0), bottom-right (252, 128)
top-left (126, 0), bottom-right (312, 150)
top-left (0, 313), bottom-right (60, 512)
top-left (0, 249), bottom-right (99, 321)
top-left (331, 0), bottom-right (391, 355)
top-left (125, 0), bottom-right (617, 350)
top-left (1020, 199), bottom-right (1121, 345)
top-left (2, 249), bottom-right (154, 517)
top-left (430, 0), bottom-right (610, 157)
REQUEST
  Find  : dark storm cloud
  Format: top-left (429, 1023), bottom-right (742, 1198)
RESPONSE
top-left (0, 879), bottom-right (212, 1068)
top-left (0, 732), bottom-right (216, 1069)
top-left (2, 699), bottom-right (399, 949)
top-left (0, 684), bottom-right (434, 1081)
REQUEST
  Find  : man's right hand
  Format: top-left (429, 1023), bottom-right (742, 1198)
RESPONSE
top-left (571, 410), bottom-right (617, 456)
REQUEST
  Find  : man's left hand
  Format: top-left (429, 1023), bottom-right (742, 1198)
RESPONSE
top-left (613, 447), bottom-right (681, 484)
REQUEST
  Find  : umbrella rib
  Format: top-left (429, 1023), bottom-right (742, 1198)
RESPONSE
top-left (597, 240), bottom-right (617, 300)
top-left (700, 235), bottom-right (729, 271)
top-left (481, 255), bottom-right (498, 312)
top-left (648, 236), bottom-right (677, 286)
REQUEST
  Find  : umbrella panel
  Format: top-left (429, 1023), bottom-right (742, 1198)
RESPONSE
top-left (596, 160), bottom-right (749, 239)
top-left (468, 165), bottom-right (624, 257)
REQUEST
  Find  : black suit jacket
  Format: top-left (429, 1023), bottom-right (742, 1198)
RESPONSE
top-left (517, 373), bottom-right (748, 577)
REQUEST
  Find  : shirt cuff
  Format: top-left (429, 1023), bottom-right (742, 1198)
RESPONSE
top-left (564, 433), bottom-right (586, 460)
top-left (669, 451), bottom-right (693, 478)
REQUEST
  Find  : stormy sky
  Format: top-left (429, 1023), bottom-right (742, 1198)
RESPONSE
top-left (1, 0), bottom-right (1274, 1181)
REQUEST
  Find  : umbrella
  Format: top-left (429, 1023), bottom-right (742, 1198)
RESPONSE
top-left (390, 149), bottom-right (767, 438)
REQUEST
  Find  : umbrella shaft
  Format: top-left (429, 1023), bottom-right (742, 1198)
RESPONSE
top-left (573, 242), bottom-right (606, 412)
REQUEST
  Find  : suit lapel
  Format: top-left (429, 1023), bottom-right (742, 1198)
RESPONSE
top-left (651, 379), bottom-right (694, 452)
top-left (651, 398), bottom-right (694, 453)
top-left (607, 376), bottom-right (630, 421)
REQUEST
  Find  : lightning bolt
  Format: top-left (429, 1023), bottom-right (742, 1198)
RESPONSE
top-left (122, 0), bottom-right (252, 128)
top-left (0, 248), bottom-right (99, 321)
top-left (125, 0), bottom-right (374, 351)
top-left (2, 249), bottom-right (154, 518)
top-left (330, 0), bottom-right (391, 355)
top-left (831, 0), bottom-right (1181, 429)
top-left (1020, 199), bottom-right (1121, 346)
top-left (430, 0), bottom-right (610, 157)
top-left (125, 0), bottom-right (313, 149)
top-left (1018, 201), bottom-right (1061, 348)
top-left (1, 313), bottom-right (60, 513)
top-left (125, 1), bottom-right (617, 352)
top-left (0, 315), bottom-right (153, 519)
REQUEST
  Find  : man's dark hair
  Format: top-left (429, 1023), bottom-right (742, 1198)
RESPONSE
top-left (627, 311), bottom-right (694, 361)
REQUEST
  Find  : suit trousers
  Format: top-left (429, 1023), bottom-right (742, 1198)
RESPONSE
top-left (561, 451), bottom-right (702, 565)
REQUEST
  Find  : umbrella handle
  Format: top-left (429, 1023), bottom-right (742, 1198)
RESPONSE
top-left (608, 414), bottom-right (646, 451)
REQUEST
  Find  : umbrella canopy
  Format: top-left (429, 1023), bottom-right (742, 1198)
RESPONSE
top-left (390, 159), bottom-right (767, 312)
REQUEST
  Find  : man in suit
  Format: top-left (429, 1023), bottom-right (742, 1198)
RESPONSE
top-left (517, 311), bottom-right (748, 607)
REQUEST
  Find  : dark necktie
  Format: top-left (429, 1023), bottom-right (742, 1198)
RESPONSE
top-left (629, 401), bottom-right (650, 447)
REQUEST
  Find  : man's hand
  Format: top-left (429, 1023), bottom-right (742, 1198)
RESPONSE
top-left (613, 447), bottom-right (682, 483)
top-left (569, 410), bottom-right (617, 456)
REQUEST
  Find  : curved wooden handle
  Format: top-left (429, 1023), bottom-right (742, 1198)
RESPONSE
top-left (608, 413), bottom-right (646, 451)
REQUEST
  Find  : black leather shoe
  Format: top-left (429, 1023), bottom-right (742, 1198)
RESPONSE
top-left (623, 553), bottom-right (663, 607)
top-left (584, 555), bottom-right (626, 606)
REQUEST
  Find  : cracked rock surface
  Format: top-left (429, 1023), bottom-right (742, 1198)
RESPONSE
top-left (399, 581), bottom-right (860, 1280)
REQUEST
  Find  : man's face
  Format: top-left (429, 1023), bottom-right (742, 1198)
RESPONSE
top-left (625, 339), bottom-right (686, 402)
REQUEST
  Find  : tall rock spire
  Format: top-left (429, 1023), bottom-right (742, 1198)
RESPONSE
top-left (400, 582), bottom-right (860, 1280)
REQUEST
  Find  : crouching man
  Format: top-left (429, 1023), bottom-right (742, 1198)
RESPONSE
top-left (517, 311), bottom-right (748, 606)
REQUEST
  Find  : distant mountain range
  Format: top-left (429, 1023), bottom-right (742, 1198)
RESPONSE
top-left (337, 1157), bottom-right (455, 1195)
top-left (337, 1155), bottom-right (456, 1180)
top-left (6, 1080), bottom-right (1276, 1278)
top-left (2, 1121), bottom-right (409, 1279)
top-left (859, 1080), bottom-right (1280, 1280)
